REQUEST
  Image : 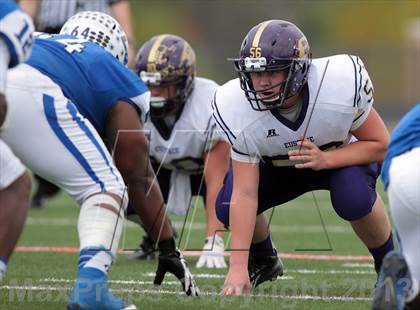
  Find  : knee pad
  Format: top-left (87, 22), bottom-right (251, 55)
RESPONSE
top-left (330, 166), bottom-right (377, 221)
top-left (78, 193), bottom-right (127, 258)
top-left (331, 190), bottom-right (376, 221)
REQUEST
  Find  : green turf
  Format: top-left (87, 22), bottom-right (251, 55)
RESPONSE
top-left (1, 187), bottom-right (388, 309)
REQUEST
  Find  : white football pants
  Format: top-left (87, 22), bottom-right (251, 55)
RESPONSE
top-left (1, 64), bottom-right (125, 203)
top-left (0, 139), bottom-right (26, 190)
top-left (388, 147), bottom-right (420, 286)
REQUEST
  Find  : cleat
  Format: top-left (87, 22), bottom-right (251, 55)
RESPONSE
top-left (248, 252), bottom-right (283, 289)
top-left (67, 267), bottom-right (137, 310)
top-left (372, 251), bottom-right (412, 310)
top-left (128, 235), bottom-right (157, 260)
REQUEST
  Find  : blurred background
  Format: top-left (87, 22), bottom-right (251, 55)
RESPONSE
top-left (130, 0), bottom-right (419, 122)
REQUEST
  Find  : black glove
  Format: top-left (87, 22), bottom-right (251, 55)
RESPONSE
top-left (153, 239), bottom-right (200, 296)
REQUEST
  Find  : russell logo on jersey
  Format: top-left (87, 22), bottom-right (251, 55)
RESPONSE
top-left (266, 129), bottom-right (280, 138)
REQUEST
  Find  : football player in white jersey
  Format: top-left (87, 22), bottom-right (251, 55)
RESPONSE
top-left (0, 0), bottom-right (34, 283)
top-left (372, 103), bottom-right (420, 310)
top-left (212, 20), bottom-right (394, 295)
top-left (129, 34), bottom-right (230, 269)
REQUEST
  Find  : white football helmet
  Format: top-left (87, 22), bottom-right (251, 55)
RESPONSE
top-left (60, 11), bottom-right (128, 66)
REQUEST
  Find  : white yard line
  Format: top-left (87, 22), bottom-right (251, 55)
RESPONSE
top-left (342, 263), bottom-right (374, 268)
top-left (39, 275), bottom-right (295, 283)
top-left (38, 278), bottom-right (181, 285)
top-left (288, 269), bottom-right (374, 275)
top-left (0, 285), bottom-right (371, 302)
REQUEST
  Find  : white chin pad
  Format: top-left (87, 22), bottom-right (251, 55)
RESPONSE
top-left (78, 194), bottom-right (127, 257)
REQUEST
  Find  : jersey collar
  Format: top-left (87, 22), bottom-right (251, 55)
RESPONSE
top-left (269, 83), bottom-right (309, 131)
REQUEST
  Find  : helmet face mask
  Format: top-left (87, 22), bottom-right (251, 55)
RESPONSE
top-left (233, 20), bottom-right (311, 111)
top-left (147, 80), bottom-right (189, 118)
top-left (60, 11), bottom-right (128, 66)
top-left (135, 34), bottom-right (195, 119)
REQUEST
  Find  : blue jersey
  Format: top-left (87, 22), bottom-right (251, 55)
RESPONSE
top-left (0, 0), bottom-right (34, 67)
top-left (0, 0), bottom-right (19, 23)
top-left (382, 103), bottom-right (420, 188)
top-left (27, 34), bottom-right (149, 134)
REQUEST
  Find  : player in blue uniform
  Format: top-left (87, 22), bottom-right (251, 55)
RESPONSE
top-left (3, 10), bottom-right (136, 309)
top-left (38, 10), bottom-right (198, 303)
top-left (2, 10), bottom-right (198, 309)
top-left (373, 103), bottom-right (420, 310)
top-left (0, 0), bottom-right (34, 283)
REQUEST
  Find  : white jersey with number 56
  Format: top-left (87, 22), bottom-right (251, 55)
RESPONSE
top-left (212, 54), bottom-right (374, 166)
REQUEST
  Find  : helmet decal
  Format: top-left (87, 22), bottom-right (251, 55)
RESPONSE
top-left (296, 37), bottom-right (310, 59)
top-left (147, 34), bottom-right (167, 73)
top-left (250, 20), bottom-right (272, 54)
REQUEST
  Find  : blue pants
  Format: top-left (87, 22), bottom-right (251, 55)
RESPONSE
top-left (216, 162), bottom-right (381, 226)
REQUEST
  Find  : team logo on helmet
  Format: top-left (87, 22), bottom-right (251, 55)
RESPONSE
top-left (296, 37), bottom-right (310, 59)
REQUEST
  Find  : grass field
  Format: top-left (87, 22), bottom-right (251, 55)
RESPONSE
top-left (0, 185), bottom-right (390, 309)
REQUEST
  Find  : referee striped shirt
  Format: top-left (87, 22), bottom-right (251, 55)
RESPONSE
top-left (36, 0), bottom-right (122, 33)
